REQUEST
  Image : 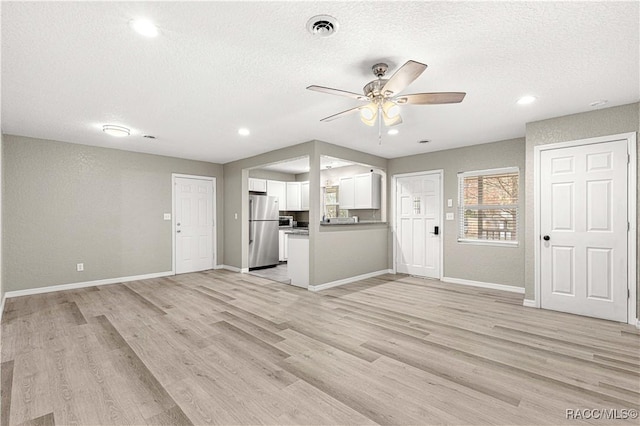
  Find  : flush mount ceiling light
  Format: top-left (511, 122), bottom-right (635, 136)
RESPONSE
top-left (129, 18), bottom-right (159, 37)
top-left (306, 15), bottom-right (339, 38)
top-left (517, 95), bottom-right (536, 105)
top-left (102, 125), bottom-right (130, 137)
top-left (238, 128), bottom-right (250, 136)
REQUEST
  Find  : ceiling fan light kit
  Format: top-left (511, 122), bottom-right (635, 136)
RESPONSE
top-left (307, 60), bottom-right (466, 135)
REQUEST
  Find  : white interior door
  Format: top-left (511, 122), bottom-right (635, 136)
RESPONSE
top-left (396, 173), bottom-right (441, 278)
top-left (175, 177), bottom-right (214, 274)
top-left (540, 140), bottom-right (628, 322)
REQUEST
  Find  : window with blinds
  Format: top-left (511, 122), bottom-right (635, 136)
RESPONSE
top-left (458, 167), bottom-right (519, 244)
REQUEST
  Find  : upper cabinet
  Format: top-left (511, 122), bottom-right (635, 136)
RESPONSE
top-left (286, 182), bottom-right (301, 210)
top-left (267, 180), bottom-right (286, 207)
top-left (285, 181), bottom-right (309, 211)
top-left (339, 173), bottom-right (381, 209)
top-left (300, 182), bottom-right (310, 210)
top-left (248, 178), bottom-right (267, 192)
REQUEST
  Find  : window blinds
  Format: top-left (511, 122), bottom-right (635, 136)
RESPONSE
top-left (458, 167), bottom-right (519, 243)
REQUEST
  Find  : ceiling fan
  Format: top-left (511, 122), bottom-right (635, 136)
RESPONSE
top-left (307, 60), bottom-right (466, 127)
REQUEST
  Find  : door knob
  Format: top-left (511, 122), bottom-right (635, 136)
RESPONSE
top-left (543, 235), bottom-right (550, 241)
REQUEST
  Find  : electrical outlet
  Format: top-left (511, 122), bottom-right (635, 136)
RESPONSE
top-left (163, 213), bottom-right (171, 220)
top-left (76, 263), bottom-right (84, 272)
top-left (446, 212), bottom-right (455, 221)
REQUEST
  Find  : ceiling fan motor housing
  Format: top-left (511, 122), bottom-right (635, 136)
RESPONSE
top-left (371, 63), bottom-right (388, 78)
top-left (363, 79), bottom-right (389, 100)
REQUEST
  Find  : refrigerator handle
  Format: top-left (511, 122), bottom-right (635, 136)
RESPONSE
top-left (249, 199), bottom-right (253, 244)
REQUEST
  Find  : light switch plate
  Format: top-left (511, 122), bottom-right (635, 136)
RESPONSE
top-left (447, 199), bottom-right (453, 208)
top-left (446, 212), bottom-right (455, 221)
top-left (163, 213), bottom-right (171, 220)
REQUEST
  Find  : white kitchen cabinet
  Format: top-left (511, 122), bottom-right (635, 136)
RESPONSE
top-left (339, 173), bottom-right (381, 209)
top-left (338, 176), bottom-right (355, 209)
top-left (300, 181), bottom-right (310, 210)
top-left (248, 178), bottom-right (267, 192)
top-left (285, 181), bottom-right (309, 211)
top-left (267, 180), bottom-right (286, 209)
top-left (287, 234), bottom-right (308, 288)
top-left (278, 229), bottom-right (289, 261)
top-left (286, 182), bottom-right (301, 210)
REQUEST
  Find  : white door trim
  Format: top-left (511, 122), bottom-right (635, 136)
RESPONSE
top-left (171, 173), bottom-right (217, 274)
top-left (392, 169), bottom-right (444, 279)
top-left (533, 132), bottom-right (637, 325)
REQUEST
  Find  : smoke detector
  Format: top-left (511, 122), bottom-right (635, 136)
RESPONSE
top-left (307, 15), bottom-right (339, 38)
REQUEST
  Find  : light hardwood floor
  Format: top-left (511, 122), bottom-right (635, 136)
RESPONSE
top-left (1, 270), bottom-right (639, 425)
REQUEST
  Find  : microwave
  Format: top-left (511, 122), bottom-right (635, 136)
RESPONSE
top-left (279, 216), bottom-right (294, 227)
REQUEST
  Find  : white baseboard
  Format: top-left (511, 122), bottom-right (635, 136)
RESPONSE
top-left (523, 299), bottom-right (537, 308)
top-left (217, 264), bottom-right (249, 273)
top-left (441, 276), bottom-right (525, 294)
top-left (3, 271), bottom-right (174, 299)
top-left (308, 269), bottom-right (393, 292)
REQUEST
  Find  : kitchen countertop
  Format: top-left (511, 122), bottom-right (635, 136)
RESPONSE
top-left (285, 229), bottom-right (309, 235)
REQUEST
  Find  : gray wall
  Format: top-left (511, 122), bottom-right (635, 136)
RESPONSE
top-left (388, 138), bottom-right (526, 287)
top-left (0, 132), bottom-right (3, 302)
top-left (223, 142), bottom-right (313, 270)
top-left (524, 103), bottom-right (639, 315)
top-left (248, 169), bottom-right (297, 182)
top-left (313, 142), bottom-right (389, 285)
top-left (223, 140), bottom-right (390, 286)
top-left (2, 134), bottom-right (224, 292)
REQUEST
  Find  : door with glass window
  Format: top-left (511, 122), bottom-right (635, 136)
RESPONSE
top-left (395, 173), bottom-right (441, 278)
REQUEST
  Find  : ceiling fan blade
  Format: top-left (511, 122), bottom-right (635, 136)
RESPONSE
top-left (396, 92), bottom-right (466, 105)
top-left (320, 106), bottom-right (364, 122)
top-left (381, 60), bottom-right (428, 96)
top-left (307, 85), bottom-right (369, 101)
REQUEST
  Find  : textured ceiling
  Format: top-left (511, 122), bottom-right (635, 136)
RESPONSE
top-left (2, 1), bottom-right (638, 164)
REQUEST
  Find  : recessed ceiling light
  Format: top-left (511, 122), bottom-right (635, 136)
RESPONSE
top-left (238, 128), bottom-right (250, 136)
top-left (517, 95), bottom-right (536, 105)
top-left (387, 129), bottom-right (399, 135)
top-left (129, 19), bottom-right (159, 37)
top-left (102, 125), bottom-right (130, 137)
top-left (589, 100), bottom-right (608, 108)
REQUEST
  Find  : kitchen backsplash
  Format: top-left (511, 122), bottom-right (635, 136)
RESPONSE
top-left (280, 210), bottom-right (309, 222)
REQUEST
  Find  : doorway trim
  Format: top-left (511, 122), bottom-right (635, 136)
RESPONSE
top-left (171, 173), bottom-right (217, 274)
top-left (392, 169), bottom-right (444, 279)
top-left (533, 132), bottom-right (637, 325)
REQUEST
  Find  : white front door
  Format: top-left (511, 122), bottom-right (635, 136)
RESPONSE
top-left (540, 140), bottom-right (628, 322)
top-left (175, 177), bottom-right (214, 274)
top-left (396, 172), bottom-right (441, 278)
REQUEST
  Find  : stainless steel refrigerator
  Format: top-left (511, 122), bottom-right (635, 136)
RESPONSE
top-left (249, 194), bottom-right (279, 269)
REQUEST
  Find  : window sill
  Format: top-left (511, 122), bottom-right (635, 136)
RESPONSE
top-left (457, 239), bottom-right (519, 248)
